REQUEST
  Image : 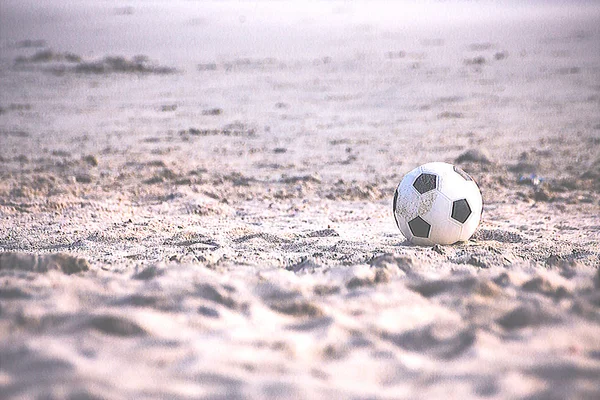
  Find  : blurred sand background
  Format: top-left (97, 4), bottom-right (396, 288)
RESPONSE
top-left (1, 0), bottom-right (599, 399)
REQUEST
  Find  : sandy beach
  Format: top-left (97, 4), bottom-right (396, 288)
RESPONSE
top-left (1, 0), bottom-right (599, 398)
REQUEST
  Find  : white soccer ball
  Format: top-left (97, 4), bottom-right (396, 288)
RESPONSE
top-left (393, 162), bottom-right (483, 245)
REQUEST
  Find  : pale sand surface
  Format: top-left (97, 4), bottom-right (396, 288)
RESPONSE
top-left (1, 1), bottom-right (600, 399)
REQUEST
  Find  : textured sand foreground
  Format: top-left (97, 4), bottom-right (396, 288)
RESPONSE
top-left (1, 0), bottom-right (600, 399)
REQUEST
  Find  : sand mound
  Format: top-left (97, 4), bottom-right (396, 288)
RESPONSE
top-left (0, 253), bottom-right (89, 274)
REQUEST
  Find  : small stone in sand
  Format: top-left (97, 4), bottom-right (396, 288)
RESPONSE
top-left (464, 56), bottom-right (486, 65)
top-left (455, 149), bottom-right (492, 164)
top-left (75, 174), bottom-right (93, 184)
top-left (494, 51), bottom-right (508, 60)
top-left (202, 108), bottom-right (222, 116)
top-left (82, 155), bottom-right (98, 167)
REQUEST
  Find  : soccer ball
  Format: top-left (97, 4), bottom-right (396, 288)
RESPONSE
top-left (393, 162), bottom-right (483, 245)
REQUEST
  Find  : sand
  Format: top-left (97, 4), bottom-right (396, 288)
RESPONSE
top-left (1, 0), bottom-right (599, 399)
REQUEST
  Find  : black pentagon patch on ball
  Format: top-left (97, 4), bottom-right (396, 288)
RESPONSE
top-left (413, 173), bottom-right (437, 194)
top-left (453, 165), bottom-right (473, 181)
top-left (451, 199), bottom-right (472, 223)
top-left (408, 216), bottom-right (431, 238)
